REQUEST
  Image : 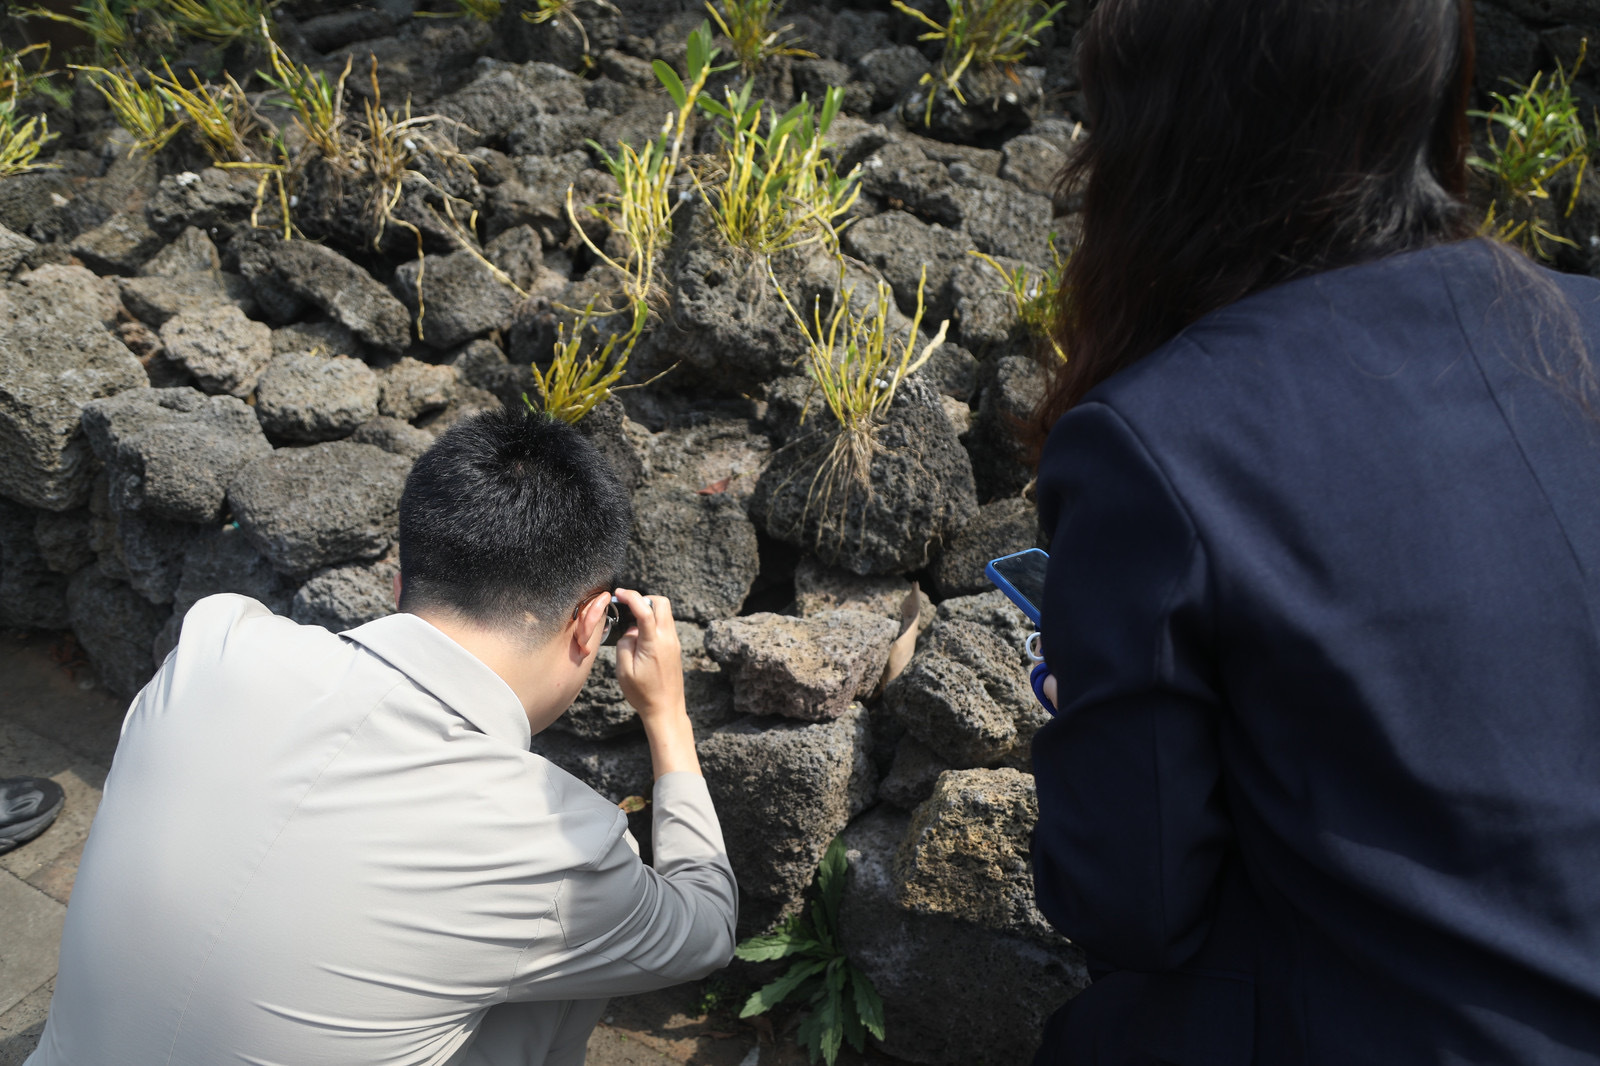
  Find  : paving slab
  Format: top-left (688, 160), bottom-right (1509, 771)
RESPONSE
top-left (0, 875), bottom-right (64, 1018)
top-left (0, 978), bottom-right (50, 1066)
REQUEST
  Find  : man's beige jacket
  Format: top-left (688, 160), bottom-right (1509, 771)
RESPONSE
top-left (27, 594), bottom-right (738, 1066)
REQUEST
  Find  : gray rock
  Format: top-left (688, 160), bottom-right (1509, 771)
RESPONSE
top-left (271, 319), bottom-right (359, 357)
top-left (117, 272), bottom-right (256, 327)
top-left (70, 210), bottom-right (164, 275)
top-left (949, 254), bottom-right (1024, 351)
top-left (138, 226), bottom-right (221, 277)
top-left (0, 223), bottom-right (36, 274)
top-left (228, 441), bottom-right (411, 576)
top-left (919, 340), bottom-right (978, 401)
top-left (34, 509), bottom-right (94, 575)
top-left (414, 383), bottom-right (500, 438)
top-left (552, 645), bottom-right (638, 739)
top-left (15, 263), bottom-right (123, 329)
top-left (105, 509), bottom-right (193, 605)
top-left (0, 273), bottom-right (146, 511)
top-left (172, 523), bottom-right (298, 617)
top-left (159, 305), bottom-right (274, 397)
top-left (379, 358), bottom-right (459, 422)
top-left (931, 495), bottom-right (1040, 598)
top-left (886, 617), bottom-right (1040, 767)
top-left (792, 557), bottom-right (920, 622)
top-left (254, 351), bottom-right (381, 442)
top-left (855, 45), bottom-right (933, 111)
top-left (1492, 0), bottom-right (1600, 23)
top-left (485, 225), bottom-right (544, 292)
top-left (290, 555), bottom-right (399, 632)
top-left (901, 65), bottom-right (1044, 145)
top-left (67, 567), bottom-right (170, 699)
top-left (349, 416), bottom-right (436, 460)
top-left (145, 167), bottom-right (261, 238)
top-left (263, 240), bottom-right (412, 353)
top-left (999, 133), bottom-right (1069, 197)
top-left (938, 588), bottom-right (1034, 651)
top-left (880, 736), bottom-right (952, 811)
top-left (896, 767), bottom-right (1055, 940)
top-left (753, 377), bottom-right (979, 575)
top-left (298, 6), bottom-right (397, 50)
top-left (698, 705), bottom-right (876, 920)
top-left (80, 387), bottom-right (271, 524)
top-left (432, 61), bottom-right (589, 145)
top-left (970, 354), bottom-right (1048, 501)
top-left (530, 729), bottom-right (654, 805)
top-left (0, 498), bottom-right (69, 629)
top-left (623, 483), bottom-right (759, 624)
top-left (633, 416), bottom-right (769, 504)
top-left (394, 249), bottom-right (519, 351)
top-left (858, 140), bottom-right (966, 227)
top-left (838, 808), bottom-right (1086, 1066)
top-left (705, 609), bottom-right (898, 721)
top-left (949, 166), bottom-right (1056, 268)
top-left (840, 210), bottom-right (966, 325)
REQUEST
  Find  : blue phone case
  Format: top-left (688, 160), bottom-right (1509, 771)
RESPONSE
top-left (985, 549), bottom-right (1047, 626)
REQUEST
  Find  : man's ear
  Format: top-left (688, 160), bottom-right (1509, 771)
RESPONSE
top-left (392, 572), bottom-right (402, 609)
top-left (571, 592), bottom-right (609, 658)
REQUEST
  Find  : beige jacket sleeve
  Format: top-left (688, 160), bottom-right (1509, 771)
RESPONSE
top-left (505, 772), bottom-right (738, 1001)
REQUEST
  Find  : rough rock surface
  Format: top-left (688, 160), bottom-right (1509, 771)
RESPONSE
top-left (531, 729), bottom-right (654, 806)
top-left (895, 767), bottom-right (1055, 941)
top-left (698, 705), bottom-right (876, 921)
top-left (393, 249), bottom-right (518, 350)
top-left (938, 588), bottom-right (1034, 652)
top-left (349, 416), bottom-right (435, 460)
top-left (172, 524), bottom-right (298, 619)
top-left (81, 387), bottom-right (271, 524)
top-left (0, 223), bottom-right (35, 274)
top-left (879, 736), bottom-right (953, 811)
top-left (70, 210), bottom-right (164, 275)
top-left (0, 499), bottom-right (69, 629)
top-left (159, 305), bottom-right (274, 397)
top-left (0, 269), bottom-right (147, 510)
top-left (705, 610), bottom-right (898, 721)
top-left (262, 240), bottom-right (412, 352)
top-left (139, 226), bottom-right (221, 277)
top-left (931, 495), bottom-right (1040, 598)
top-left (792, 557), bottom-right (920, 622)
top-left (228, 441), bottom-right (411, 576)
top-left (290, 555), bottom-right (399, 632)
top-left (970, 354), bottom-right (1048, 501)
top-left (885, 618), bottom-right (1039, 767)
top-left (33, 510), bottom-right (94, 575)
top-left (838, 808), bottom-right (1086, 1066)
top-left (379, 358), bottom-right (459, 422)
top-left (103, 509), bottom-right (192, 605)
top-left (623, 483), bottom-right (759, 623)
top-left (753, 377), bottom-right (979, 575)
top-left (254, 351), bottom-right (381, 442)
top-left (67, 567), bottom-right (170, 699)
top-left (117, 272), bottom-right (255, 327)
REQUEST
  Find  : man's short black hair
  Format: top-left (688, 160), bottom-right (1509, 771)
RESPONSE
top-left (398, 407), bottom-right (631, 643)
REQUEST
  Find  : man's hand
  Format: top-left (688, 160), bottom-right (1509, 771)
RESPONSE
top-left (613, 589), bottom-right (699, 778)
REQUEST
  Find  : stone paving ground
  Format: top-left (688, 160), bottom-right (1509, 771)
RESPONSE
top-left (0, 630), bottom-right (896, 1066)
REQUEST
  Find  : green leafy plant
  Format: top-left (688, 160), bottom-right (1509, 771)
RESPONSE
top-left (75, 64), bottom-right (181, 156)
top-left (573, 21), bottom-right (729, 303)
top-left (523, 0), bottom-right (619, 60)
top-left (1469, 42), bottom-right (1591, 260)
top-left (0, 105), bottom-right (58, 176)
top-left (735, 838), bottom-right (886, 1065)
top-left (695, 82), bottom-right (860, 256)
top-left (524, 298), bottom-right (649, 423)
top-left (891, 0), bottom-right (1062, 125)
top-left (705, 0), bottom-right (814, 74)
top-left (969, 233), bottom-right (1067, 361)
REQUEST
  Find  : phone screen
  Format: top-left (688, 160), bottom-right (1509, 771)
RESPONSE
top-left (991, 549), bottom-right (1049, 617)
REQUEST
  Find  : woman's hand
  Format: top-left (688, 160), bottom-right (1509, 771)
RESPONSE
top-left (1042, 672), bottom-right (1058, 708)
top-left (612, 589), bottom-right (699, 778)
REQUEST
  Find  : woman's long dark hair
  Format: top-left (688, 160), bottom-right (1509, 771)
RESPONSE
top-left (1039, 0), bottom-right (1478, 434)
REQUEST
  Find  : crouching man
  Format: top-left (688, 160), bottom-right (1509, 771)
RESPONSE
top-left (27, 408), bottom-right (737, 1066)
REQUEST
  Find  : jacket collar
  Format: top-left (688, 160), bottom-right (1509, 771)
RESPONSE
top-left (341, 612), bottom-right (532, 751)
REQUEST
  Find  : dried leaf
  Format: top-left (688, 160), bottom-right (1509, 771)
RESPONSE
top-left (618, 795), bottom-right (649, 813)
top-left (697, 475), bottom-right (733, 495)
top-left (878, 581), bottom-right (922, 692)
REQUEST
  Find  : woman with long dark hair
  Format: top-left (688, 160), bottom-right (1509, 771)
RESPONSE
top-left (1029, 1), bottom-right (1600, 1062)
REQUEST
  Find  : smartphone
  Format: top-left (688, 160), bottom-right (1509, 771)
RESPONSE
top-left (985, 548), bottom-right (1048, 626)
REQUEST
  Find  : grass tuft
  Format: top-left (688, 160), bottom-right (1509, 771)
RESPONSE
top-left (75, 64), bottom-right (181, 156)
top-left (523, 0), bottom-right (619, 61)
top-left (0, 106), bottom-right (58, 176)
top-left (695, 82), bottom-right (859, 256)
top-left (524, 299), bottom-right (649, 423)
top-left (968, 233), bottom-right (1068, 361)
top-left (891, 0), bottom-right (1062, 125)
top-left (704, 0), bottom-right (815, 74)
top-left (1469, 42), bottom-right (1592, 260)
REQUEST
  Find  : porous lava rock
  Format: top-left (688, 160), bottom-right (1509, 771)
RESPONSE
top-left (0, 498), bottom-right (69, 629)
top-left (291, 555), bottom-right (399, 632)
top-left (102, 509), bottom-right (192, 605)
top-left (895, 767), bottom-right (1055, 941)
top-left (0, 223), bottom-right (35, 274)
top-left (349, 416), bottom-right (435, 460)
top-left (159, 305), bottom-right (274, 397)
top-left (752, 377), bottom-right (979, 575)
top-left (879, 736), bottom-right (952, 811)
top-left (705, 610), bottom-right (898, 721)
top-left (228, 441), bottom-right (411, 576)
top-left (378, 358), bottom-right (459, 422)
top-left (0, 269), bottom-right (146, 511)
top-left (838, 808), bottom-right (1086, 1066)
top-left (254, 351), bottom-right (381, 443)
top-left (33, 510), bottom-right (94, 576)
top-left (698, 705), bottom-right (876, 923)
top-left (67, 567), bottom-right (170, 699)
top-left (970, 354), bottom-right (1048, 501)
top-left (70, 210), bottom-right (164, 275)
top-left (259, 240), bottom-right (412, 353)
top-left (393, 248), bottom-right (518, 351)
top-left (885, 618), bottom-right (1040, 767)
top-left (80, 387), bottom-right (271, 524)
top-left (931, 495), bottom-right (1041, 598)
top-left (138, 226), bottom-right (220, 277)
top-left (117, 272), bottom-right (256, 327)
top-left (623, 483), bottom-right (759, 624)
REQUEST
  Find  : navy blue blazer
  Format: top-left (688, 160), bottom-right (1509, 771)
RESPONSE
top-left (1031, 239), bottom-right (1600, 1065)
